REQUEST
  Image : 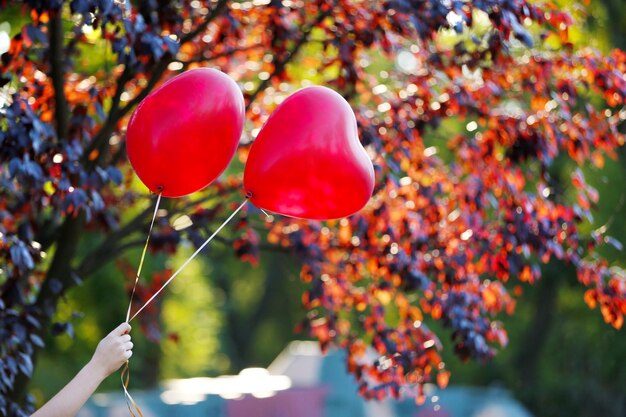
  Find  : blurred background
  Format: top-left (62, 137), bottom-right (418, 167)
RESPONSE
top-left (1, 0), bottom-right (625, 416)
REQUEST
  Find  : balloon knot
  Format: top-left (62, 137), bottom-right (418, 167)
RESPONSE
top-left (246, 191), bottom-right (253, 199)
top-left (156, 185), bottom-right (164, 193)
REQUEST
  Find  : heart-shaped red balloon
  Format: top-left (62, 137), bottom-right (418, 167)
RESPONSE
top-left (127, 68), bottom-right (244, 197)
top-left (244, 86), bottom-right (375, 220)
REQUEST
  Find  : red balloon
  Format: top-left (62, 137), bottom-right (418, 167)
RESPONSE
top-left (127, 68), bottom-right (244, 197)
top-left (244, 86), bottom-right (374, 220)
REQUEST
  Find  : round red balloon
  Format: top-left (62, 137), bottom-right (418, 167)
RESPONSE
top-left (126, 68), bottom-right (244, 197)
top-left (243, 86), bottom-right (375, 220)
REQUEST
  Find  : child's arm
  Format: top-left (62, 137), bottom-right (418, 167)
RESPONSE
top-left (31, 322), bottom-right (133, 417)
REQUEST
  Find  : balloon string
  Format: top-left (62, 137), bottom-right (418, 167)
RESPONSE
top-left (129, 197), bottom-right (249, 322)
top-left (259, 208), bottom-right (272, 218)
top-left (126, 193), bottom-right (162, 322)
top-left (121, 192), bottom-right (161, 417)
top-left (121, 361), bottom-right (144, 417)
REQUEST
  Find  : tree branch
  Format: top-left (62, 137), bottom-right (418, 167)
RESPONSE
top-left (75, 194), bottom-right (289, 278)
top-left (75, 202), bottom-right (159, 277)
top-left (180, 44), bottom-right (264, 69)
top-left (245, 9), bottom-right (331, 111)
top-left (111, 141), bottom-right (127, 165)
top-left (75, 186), bottom-right (240, 277)
top-left (117, 58), bottom-right (172, 117)
top-left (49, 9), bottom-right (69, 139)
top-left (180, 0), bottom-right (230, 44)
top-left (199, 228), bottom-right (290, 254)
top-left (82, 63), bottom-right (135, 164)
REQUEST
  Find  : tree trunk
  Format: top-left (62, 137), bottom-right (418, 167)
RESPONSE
top-left (514, 262), bottom-right (564, 403)
top-left (9, 214), bottom-right (84, 405)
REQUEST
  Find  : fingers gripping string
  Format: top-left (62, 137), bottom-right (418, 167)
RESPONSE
top-left (129, 198), bottom-right (249, 322)
top-left (125, 193), bottom-right (162, 322)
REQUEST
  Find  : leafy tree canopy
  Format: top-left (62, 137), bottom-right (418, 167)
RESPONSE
top-left (0, 0), bottom-right (624, 415)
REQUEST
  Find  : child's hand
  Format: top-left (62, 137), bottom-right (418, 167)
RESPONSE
top-left (31, 323), bottom-right (134, 417)
top-left (89, 322), bottom-right (133, 378)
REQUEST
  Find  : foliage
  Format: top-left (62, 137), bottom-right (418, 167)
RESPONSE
top-left (0, 0), bottom-right (625, 415)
